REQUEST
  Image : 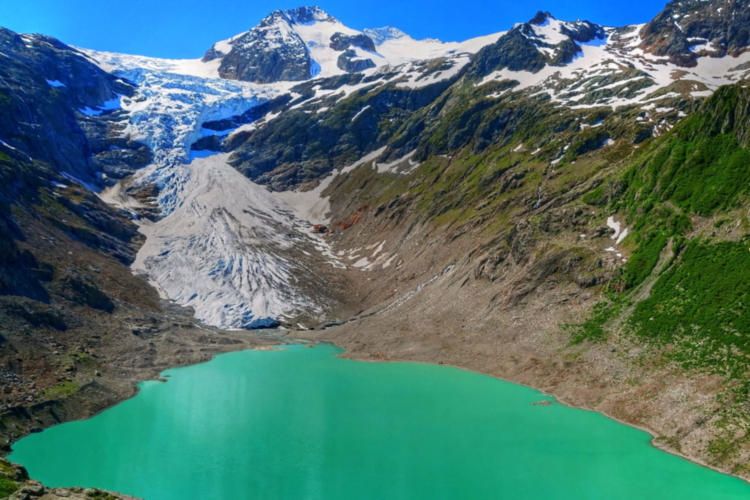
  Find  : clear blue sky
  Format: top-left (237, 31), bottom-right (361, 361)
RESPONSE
top-left (0, 0), bottom-right (669, 59)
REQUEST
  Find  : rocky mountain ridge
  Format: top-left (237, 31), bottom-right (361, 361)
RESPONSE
top-left (640, 0), bottom-right (750, 65)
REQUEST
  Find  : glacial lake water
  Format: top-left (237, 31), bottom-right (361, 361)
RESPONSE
top-left (8, 344), bottom-right (750, 499)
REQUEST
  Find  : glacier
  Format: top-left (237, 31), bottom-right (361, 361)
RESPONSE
top-left (79, 8), bottom-right (506, 331)
top-left (90, 52), bottom-right (337, 329)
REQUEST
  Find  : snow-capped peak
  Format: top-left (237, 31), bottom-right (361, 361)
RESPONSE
top-left (276, 6), bottom-right (339, 24)
top-left (263, 6), bottom-right (339, 27)
top-left (205, 6), bottom-right (339, 60)
top-left (200, 5), bottom-right (502, 83)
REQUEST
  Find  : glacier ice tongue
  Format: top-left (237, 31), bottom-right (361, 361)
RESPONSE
top-left (133, 154), bottom-right (329, 330)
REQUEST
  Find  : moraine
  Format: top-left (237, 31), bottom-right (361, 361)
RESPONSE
top-left (8, 344), bottom-right (750, 500)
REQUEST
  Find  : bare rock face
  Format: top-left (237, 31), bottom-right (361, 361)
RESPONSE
top-left (1, 457), bottom-right (141, 499)
top-left (0, 28), bottom-right (138, 186)
top-left (639, 0), bottom-right (750, 66)
top-left (467, 12), bottom-right (605, 78)
top-left (2, 457), bottom-right (141, 499)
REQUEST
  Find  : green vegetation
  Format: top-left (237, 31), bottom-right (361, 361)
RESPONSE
top-left (629, 239), bottom-right (750, 377)
top-left (621, 230), bottom-right (669, 289)
top-left (0, 461), bottom-right (19, 499)
top-left (567, 301), bottom-right (620, 343)
top-left (43, 381), bottom-right (80, 400)
top-left (562, 84), bottom-right (750, 388)
top-left (0, 476), bottom-right (18, 498)
top-left (650, 133), bottom-right (749, 214)
top-left (581, 185), bottom-right (606, 206)
top-left (622, 98), bottom-right (750, 216)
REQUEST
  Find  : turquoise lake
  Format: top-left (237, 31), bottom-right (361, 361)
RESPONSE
top-left (8, 344), bottom-right (750, 499)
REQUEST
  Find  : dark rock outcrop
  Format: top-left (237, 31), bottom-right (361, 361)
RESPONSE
top-left (467, 13), bottom-right (605, 79)
top-left (337, 50), bottom-right (376, 72)
top-left (330, 32), bottom-right (377, 53)
top-left (0, 28), bottom-right (136, 186)
top-left (469, 29), bottom-right (548, 77)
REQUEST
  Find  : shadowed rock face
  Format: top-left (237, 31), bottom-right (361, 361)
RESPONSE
top-left (639, 0), bottom-right (750, 66)
top-left (0, 28), bottom-right (137, 184)
top-left (0, 27), bottom-right (182, 434)
top-left (211, 31), bottom-right (312, 83)
top-left (467, 12), bottom-right (606, 78)
top-left (469, 28), bottom-right (548, 76)
top-left (337, 50), bottom-right (376, 72)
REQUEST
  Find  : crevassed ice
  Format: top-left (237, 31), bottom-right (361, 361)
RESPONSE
top-left (95, 55), bottom-right (330, 329)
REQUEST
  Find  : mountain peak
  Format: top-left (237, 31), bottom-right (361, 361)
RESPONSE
top-left (267, 6), bottom-right (338, 26)
top-left (529, 11), bottom-right (555, 26)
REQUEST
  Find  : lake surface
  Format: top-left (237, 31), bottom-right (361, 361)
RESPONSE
top-left (9, 344), bottom-right (750, 499)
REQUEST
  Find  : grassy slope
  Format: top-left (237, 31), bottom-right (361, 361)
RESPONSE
top-left (323, 77), bottom-right (750, 469)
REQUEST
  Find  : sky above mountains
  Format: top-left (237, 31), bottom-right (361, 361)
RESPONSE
top-left (0, 0), bottom-right (669, 59)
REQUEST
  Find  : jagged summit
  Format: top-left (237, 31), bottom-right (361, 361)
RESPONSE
top-left (202, 5), bottom-right (378, 82)
top-left (528, 11), bottom-right (554, 25)
top-left (270, 5), bottom-right (338, 25)
top-left (520, 12), bottom-right (605, 45)
top-left (468, 13), bottom-right (606, 76)
top-left (199, 5), bottom-right (494, 83)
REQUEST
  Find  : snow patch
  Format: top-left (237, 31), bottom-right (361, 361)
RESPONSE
top-left (376, 150), bottom-right (417, 173)
top-left (351, 105), bottom-right (371, 122)
top-left (79, 95), bottom-right (123, 116)
top-left (607, 216), bottom-right (622, 240)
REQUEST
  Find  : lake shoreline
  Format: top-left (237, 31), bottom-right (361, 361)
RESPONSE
top-left (336, 350), bottom-right (745, 485)
top-left (5, 336), bottom-right (749, 499)
top-left (9, 341), bottom-right (750, 499)
top-left (0, 332), bottom-right (285, 460)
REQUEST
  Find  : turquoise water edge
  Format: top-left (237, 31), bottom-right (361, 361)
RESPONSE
top-left (9, 344), bottom-right (750, 499)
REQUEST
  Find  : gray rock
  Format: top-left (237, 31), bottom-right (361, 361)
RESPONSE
top-left (329, 32), bottom-right (376, 53)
